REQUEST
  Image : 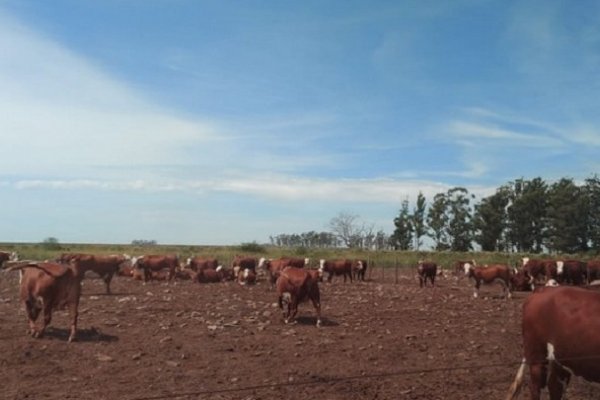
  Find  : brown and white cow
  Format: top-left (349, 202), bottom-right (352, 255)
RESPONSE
top-left (5, 262), bottom-right (82, 342)
top-left (238, 268), bottom-right (256, 285)
top-left (276, 267), bottom-right (321, 327)
top-left (522, 257), bottom-right (557, 288)
top-left (352, 259), bottom-right (368, 281)
top-left (506, 286), bottom-right (600, 400)
top-left (510, 269), bottom-right (532, 292)
top-left (68, 254), bottom-right (130, 294)
top-left (231, 256), bottom-right (257, 278)
top-left (186, 256), bottom-right (219, 272)
top-left (464, 263), bottom-right (512, 299)
top-left (319, 259), bottom-right (353, 283)
top-left (556, 259), bottom-right (586, 286)
top-left (454, 259), bottom-right (476, 276)
top-left (417, 261), bottom-right (437, 288)
top-left (263, 257), bottom-right (307, 288)
top-left (0, 251), bottom-right (19, 267)
top-left (132, 254), bottom-right (179, 282)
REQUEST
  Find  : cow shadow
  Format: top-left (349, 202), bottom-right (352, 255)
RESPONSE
top-left (44, 327), bottom-right (119, 343)
top-left (295, 316), bottom-right (339, 327)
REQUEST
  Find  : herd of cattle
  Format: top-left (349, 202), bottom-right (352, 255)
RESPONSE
top-left (2, 249), bottom-right (600, 399)
top-left (0, 251), bottom-right (368, 342)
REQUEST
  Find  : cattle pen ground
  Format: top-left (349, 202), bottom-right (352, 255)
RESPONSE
top-left (1, 268), bottom-right (599, 400)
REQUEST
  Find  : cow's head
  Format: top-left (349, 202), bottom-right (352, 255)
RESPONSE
top-left (556, 261), bottom-right (565, 275)
top-left (319, 259), bottom-right (326, 271)
top-left (304, 258), bottom-right (310, 267)
top-left (258, 257), bottom-right (266, 269)
top-left (463, 263), bottom-right (473, 276)
top-left (521, 257), bottom-right (530, 267)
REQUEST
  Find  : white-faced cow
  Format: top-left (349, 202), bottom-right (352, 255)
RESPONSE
top-left (186, 257), bottom-right (219, 272)
top-left (417, 261), bottom-right (437, 288)
top-left (276, 267), bottom-right (321, 327)
top-left (132, 255), bottom-right (179, 282)
top-left (454, 259), bottom-right (476, 276)
top-left (231, 256), bottom-right (257, 279)
top-left (352, 259), bottom-right (368, 282)
top-left (556, 259), bottom-right (586, 286)
top-left (522, 257), bottom-right (558, 288)
top-left (464, 263), bottom-right (512, 299)
top-left (506, 286), bottom-right (600, 400)
top-left (319, 259), bottom-right (353, 283)
top-left (5, 262), bottom-right (82, 342)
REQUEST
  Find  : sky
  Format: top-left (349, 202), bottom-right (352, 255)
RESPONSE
top-left (1, 0), bottom-right (599, 246)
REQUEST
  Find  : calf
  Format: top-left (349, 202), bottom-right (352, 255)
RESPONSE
top-left (6, 262), bottom-right (82, 342)
top-left (506, 286), bottom-right (600, 400)
top-left (276, 267), bottom-right (321, 326)
top-left (454, 259), bottom-right (476, 276)
top-left (319, 259), bottom-right (353, 283)
top-left (238, 268), bottom-right (256, 285)
top-left (352, 259), bottom-right (368, 281)
top-left (417, 261), bottom-right (437, 288)
top-left (231, 256), bottom-right (257, 278)
top-left (522, 257), bottom-right (557, 287)
top-left (464, 264), bottom-right (512, 299)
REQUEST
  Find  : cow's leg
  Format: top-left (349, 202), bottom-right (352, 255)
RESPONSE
top-left (311, 296), bottom-right (322, 327)
top-left (67, 301), bottom-right (79, 342)
top-left (104, 272), bottom-right (113, 294)
top-left (25, 298), bottom-right (41, 337)
top-left (528, 362), bottom-right (546, 400)
top-left (39, 302), bottom-right (54, 338)
top-left (473, 281), bottom-right (480, 298)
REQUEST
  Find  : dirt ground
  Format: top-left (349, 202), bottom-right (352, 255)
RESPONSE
top-left (1, 267), bottom-right (598, 400)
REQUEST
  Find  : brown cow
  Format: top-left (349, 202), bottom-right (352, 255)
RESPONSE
top-left (586, 259), bottom-right (600, 283)
top-left (464, 263), bottom-right (512, 299)
top-left (454, 259), bottom-right (476, 276)
top-left (319, 259), bottom-right (353, 283)
top-left (352, 259), bottom-right (368, 281)
top-left (276, 267), bottom-right (321, 327)
top-left (556, 259), bottom-right (586, 286)
top-left (6, 262), bottom-right (82, 342)
top-left (68, 254), bottom-right (129, 294)
top-left (522, 257), bottom-right (557, 288)
top-left (510, 269), bottom-right (532, 292)
top-left (132, 255), bottom-right (179, 282)
top-left (263, 257), bottom-right (307, 288)
top-left (231, 256), bottom-right (257, 278)
top-left (186, 256), bottom-right (219, 272)
top-left (417, 261), bottom-right (437, 288)
top-left (238, 268), bottom-right (256, 285)
top-left (506, 286), bottom-right (600, 400)
top-left (195, 266), bottom-right (234, 283)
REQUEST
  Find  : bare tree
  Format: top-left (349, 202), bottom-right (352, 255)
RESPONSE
top-left (328, 212), bottom-right (366, 248)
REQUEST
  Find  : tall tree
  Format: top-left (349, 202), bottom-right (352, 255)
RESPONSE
top-left (506, 178), bottom-right (548, 253)
top-left (473, 186), bottom-right (510, 251)
top-left (545, 178), bottom-right (589, 253)
top-left (427, 192), bottom-right (450, 250)
top-left (412, 192), bottom-right (427, 250)
top-left (585, 175), bottom-right (600, 251)
top-left (446, 187), bottom-right (474, 251)
top-left (391, 198), bottom-right (413, 250)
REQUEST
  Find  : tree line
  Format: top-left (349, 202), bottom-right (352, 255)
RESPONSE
top-left (391, 176), bottom-right (600, 254)
top-left (270, 175), bottom-right (600, 254)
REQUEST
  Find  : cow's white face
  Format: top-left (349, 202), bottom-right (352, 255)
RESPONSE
top-left (546, 279), bottom-right (559, 287)
top-left (319, 259), bottom-right (325, 269)
top-left (463, 263), bottom-right (472, 276)
top-left (258, 257), bottom-right (266, 269)
top-left (304, 258), bottom-right (310, 266)
top-left (356, 261), bottom-right (364, 270)
top-left (185, 257), bottom-right (192, 267)
top-left (9, 252), bottom-right (19, 262)
top-left (216, 265), bottom-right (223, 272)
top-left (243, 269), bottom-right (249, 278)
top-left (556, 261), bottom-right (564, 275)
top-left (522, 257), bottom-right (530, 267)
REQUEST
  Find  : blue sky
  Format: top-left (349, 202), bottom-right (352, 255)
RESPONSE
top-left (1, 0), bottom-right (599, 245)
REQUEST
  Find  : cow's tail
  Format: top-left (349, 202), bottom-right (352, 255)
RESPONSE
top-left (505, 358), bottom-right (526, 400)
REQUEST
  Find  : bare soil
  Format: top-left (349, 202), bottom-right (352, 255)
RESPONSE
top-left (1, 268), bottom-right (598, 400)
